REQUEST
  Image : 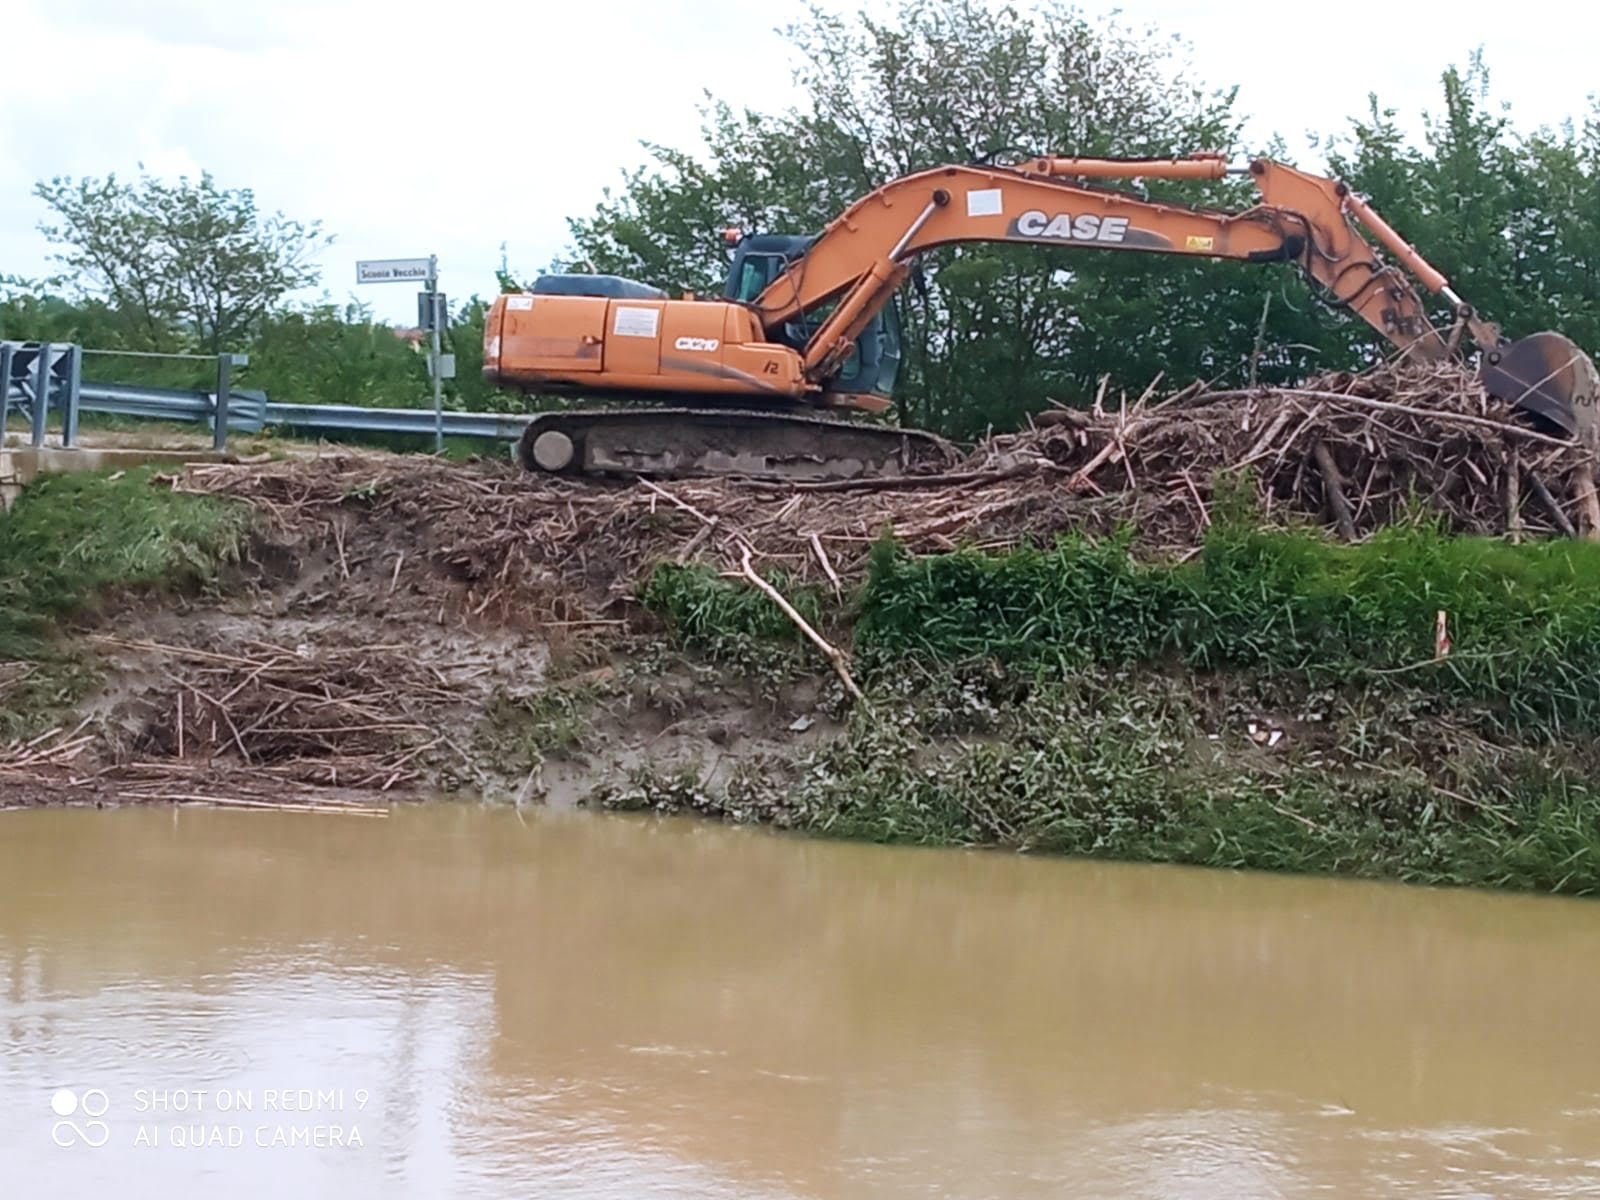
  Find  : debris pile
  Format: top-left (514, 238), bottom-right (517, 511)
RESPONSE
top-left (170, 362), bottom-right (1600, 626)
top-left (0, 722), bottom-right (94, 796)
top-left (983, 360), bottom-right (1599, 545)
top-left (7, 360), bottom-right (1598, 810)
top-left (93, 637), bottom-right (463, 794)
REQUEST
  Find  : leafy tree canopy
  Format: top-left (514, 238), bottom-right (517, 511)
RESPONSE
top-left (33, 170), bottom-right (331, 355)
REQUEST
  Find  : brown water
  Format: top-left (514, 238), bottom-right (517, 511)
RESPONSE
top-left (2, 805), bottom-right (1599, 1198)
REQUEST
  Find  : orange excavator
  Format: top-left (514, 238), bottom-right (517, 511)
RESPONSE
top-left (483, 153), bottom-right (1598, 481)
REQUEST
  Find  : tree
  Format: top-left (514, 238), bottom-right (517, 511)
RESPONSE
top-left (246, 302), bottom-right (428, 408)
top-left (563, 0), bottom-right (1297, 438)
top-left (33, 171), bottom-right (331, 354)
top-left (0, 290), bottom-right (131, 351)
top-left (1325, 57), bottom-right (1600, 358)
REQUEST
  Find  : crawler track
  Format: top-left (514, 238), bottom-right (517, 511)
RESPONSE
top-left (516, 407), bottom-right (957, 482)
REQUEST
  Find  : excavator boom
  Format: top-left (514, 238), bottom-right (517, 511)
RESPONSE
top-left (485, 153), bottom-right (1597, 479)
top-left (756, 156), bottom-right (1469, 390)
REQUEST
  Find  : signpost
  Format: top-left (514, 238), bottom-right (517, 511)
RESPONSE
top-left (357, 258), bottom-right (432, 285)
top-left (357, 255), bottom-right (445, 451)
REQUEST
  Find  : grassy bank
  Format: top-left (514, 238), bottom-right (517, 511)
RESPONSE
top-left (9, 462), bottom-right (1600, 896)
top-left (596, 666), bottom-right (1600, 893)
top-left (859, 520), bottom-right (1600, 736)
top-left (634, 515), bottom-right (1600, 895)
top-left (0, 469), bottom-right (249, 737)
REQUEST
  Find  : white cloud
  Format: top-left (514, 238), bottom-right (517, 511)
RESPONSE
top-left (46, 0), bottom-right (323, 52)
top-left (2, 0), bottom-right (807, 321)
top-left (2, 0), bottom-right (1593, 327)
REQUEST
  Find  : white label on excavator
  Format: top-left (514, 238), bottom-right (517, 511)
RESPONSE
top-left (506, 296), bottom-right (534, 310)
top-left (613, 307), bottom-right (660, 338)
top-left (967, 188), bottom-right (1003, 217)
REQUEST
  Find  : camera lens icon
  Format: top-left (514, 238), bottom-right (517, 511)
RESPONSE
top-left (51, 1088), bottom-right (110, 1147)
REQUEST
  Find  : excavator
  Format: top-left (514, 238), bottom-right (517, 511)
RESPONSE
top-left (483, 153), bottom-right (1598, 481)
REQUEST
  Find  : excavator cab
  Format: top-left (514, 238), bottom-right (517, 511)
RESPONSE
top-left (724, 234), bottom-right (902, 403)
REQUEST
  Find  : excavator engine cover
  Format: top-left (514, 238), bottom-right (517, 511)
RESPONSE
top-left (1480, 332), bottom-right (1600, 445)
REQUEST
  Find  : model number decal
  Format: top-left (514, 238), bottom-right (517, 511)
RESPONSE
top-left (1011, 211), bottom-right (1130, 243)
top-left (673, 337), bottom-right (720, 352)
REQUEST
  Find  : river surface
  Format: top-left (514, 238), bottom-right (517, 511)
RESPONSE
top-left (2, 805), bottom-right (1599, 1197)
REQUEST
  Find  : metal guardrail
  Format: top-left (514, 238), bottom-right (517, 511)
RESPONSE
top-left (261, 403), bottom-right (530, 441)
top-left (78, 382), bottom-right (269, 432)
top-left (2, 343), bottom-right (82, 447)
top-left (4, 340), bottom-right (530, 450)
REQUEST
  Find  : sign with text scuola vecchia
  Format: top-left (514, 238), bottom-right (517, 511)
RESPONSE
top-left (356, 258), bottom-right (432, 284)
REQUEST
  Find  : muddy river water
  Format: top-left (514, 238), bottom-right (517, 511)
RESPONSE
top-left (2, 804), bottom-right (1599, 1197)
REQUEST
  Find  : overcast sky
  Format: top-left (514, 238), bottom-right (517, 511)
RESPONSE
top-left (3, 0), bottom-right (1594, 326)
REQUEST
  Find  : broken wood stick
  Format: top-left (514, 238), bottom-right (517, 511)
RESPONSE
top-left (1311, 441), bottom-right (1357, 540)
top-left (638, 477), bottom-right (723, 527)
top-left (1574, 465), bottom-right (1600, 542)
top-left (1524, 469), bottom-right (1577, 537)
top-left (751, 462), bottom-right (1046, 494)
top-left (810, 533), bottom-right (843, 598)
top-left (1204, 387), bottom-right (1589, 452)
top-left (738, 547), bottom-right (865, 706)
top-left (675, 519), bottom-right (718, 563)
top-left (1238, 405), bottom-right (1301, 465)
top-left (1067, 439), bottom-right (1124, 488)
top-left (1148, 378), bottom-right (1207, 411)
top-left (1506, 448), bottom-right (1521, 543)
top-left (1180, 469), bottom-right (1210, 528)
top-left (126, 792), bottom-right (389, 816)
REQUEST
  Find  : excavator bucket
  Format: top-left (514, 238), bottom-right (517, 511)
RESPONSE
top-left (1480, 332), bottom-right (1600, 446)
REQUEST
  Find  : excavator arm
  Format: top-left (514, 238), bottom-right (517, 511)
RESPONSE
top-left (751, 155), bottom-right (1592, 435)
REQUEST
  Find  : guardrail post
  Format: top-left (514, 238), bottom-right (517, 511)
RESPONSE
top-left (61, 345), bottom-right (82, 448)
top-left (213, 353), bottom-right (231, 451)
top-left (0, 344), bottom-right (12, 438)
top-left (31, 342), bottom-right (51, 448)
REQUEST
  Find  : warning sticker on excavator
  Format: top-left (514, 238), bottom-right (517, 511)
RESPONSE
top-left (966, 188), bottom-right (1003, 217)
top-left (1186, 235), bottom-right (1216, 251)
top-left (613, 307), bottom-right (660, 338)
top-left (507, 296), bottom-right (534, 310)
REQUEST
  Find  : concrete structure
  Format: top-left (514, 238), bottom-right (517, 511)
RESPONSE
top-left (0, 447), bottom-right (237, 513)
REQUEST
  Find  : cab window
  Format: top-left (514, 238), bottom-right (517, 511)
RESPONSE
top-left (735, 255), bottom-right (782, 302)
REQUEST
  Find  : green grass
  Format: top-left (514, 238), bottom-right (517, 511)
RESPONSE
top-left (0, 468), bottom-right (250, 735)
top-left (632, 514), bottom-right (1600, 894)
top-left (640, 516), bottom-right (1600, 737)
top-left (857, 520), bottom-right (1600, 737)
top-left (594, 666), bottom-right (1600, 896)
top-left (775, 679), bottom-right (1600, 892)
top-left (640, 562), bottom-right (829, 681)
top-left (478, 677), bottom-right (603, 777)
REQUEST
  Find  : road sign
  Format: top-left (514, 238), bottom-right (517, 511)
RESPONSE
top-left (417, 291), bottom-right (449, 331)
top-left (356, 258), bottom-right (433, 285)
top-left (357, 254), bottom-right (447, 452)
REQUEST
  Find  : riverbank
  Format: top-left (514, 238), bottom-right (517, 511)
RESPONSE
top-left (604, 518), bottom-right (1600, 894)
top-left (4, 375), bottom-right (1600, 893)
